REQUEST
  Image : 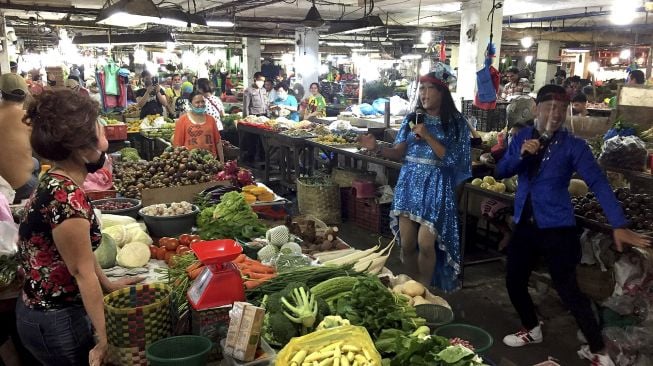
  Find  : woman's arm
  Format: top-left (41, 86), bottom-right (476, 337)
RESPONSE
top-left (378, 142), bottom-right (407, 161)
top-left (53, 218), bottom-right (107, 345)
top-left (217, 141), bottom-right (225, 164)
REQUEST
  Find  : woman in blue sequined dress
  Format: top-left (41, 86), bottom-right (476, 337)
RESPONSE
top-left (360, 70), bottom-right (471, 291)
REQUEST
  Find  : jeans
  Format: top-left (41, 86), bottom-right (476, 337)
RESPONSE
top-left (15, 300), bottom-right (95, 366)
top-left (505, 221), bottom-right (604, 352)
top-left (13, 158), bottom-right (40, 203)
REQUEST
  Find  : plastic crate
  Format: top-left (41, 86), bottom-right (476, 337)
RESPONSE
top-left (351, 196), bottom-right (392, 237)
top-left (86, 189), bottom-right (117, 201)
top-left (461, 99), bottom-right (507, 132)
top-left (105, 124), bottom-right (128, 141)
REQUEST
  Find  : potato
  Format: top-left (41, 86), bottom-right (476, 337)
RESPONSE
top-left (402, 280), bottom-right (425, 297)
top-left (412, 295), bottom-right (429, 306)
top-left (392, 284), bottom-right (404, 294)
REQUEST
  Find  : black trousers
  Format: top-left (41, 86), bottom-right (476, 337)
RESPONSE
top-left (506, 221), bottom-right (604, 352)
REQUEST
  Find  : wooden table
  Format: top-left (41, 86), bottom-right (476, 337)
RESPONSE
top-left (236, 124), bottom-right (280, 183)
top-left (305, 139), bottom-right (403, 174)
top-left (272, 133), bottom-right (314, 191)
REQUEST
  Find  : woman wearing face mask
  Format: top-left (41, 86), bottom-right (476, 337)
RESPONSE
top-left (358, 69), bottom-right (471, 291)
top-left (16, 90), bottom-right (142, 366)
top-left (271, 84), bottom-right (299, 122)
top-left (172, 91), bottom-right (225, 164)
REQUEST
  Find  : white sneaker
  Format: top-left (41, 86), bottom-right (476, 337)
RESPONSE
top-left (577, 345), bottom-right (615, 366)
top-left (502, 325), bottom-right (543, 347)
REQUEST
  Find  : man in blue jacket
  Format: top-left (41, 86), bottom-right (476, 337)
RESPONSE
top-left (497, 85), bottom-right (650, 366)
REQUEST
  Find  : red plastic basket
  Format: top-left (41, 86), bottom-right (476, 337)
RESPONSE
top-left (86, 189), bottom-right (117, 201)
top-left (105, 124), bottom-right (128, 141)
top-left (351, 196), bottom-right (392, 237)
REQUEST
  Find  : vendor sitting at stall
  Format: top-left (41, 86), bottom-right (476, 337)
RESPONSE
top-left (303, 82), bottom-right (327, 119)
top-left (173, 90), bottom-right (225, 164)
top-left (571, 93), bottom-right (589, 116)
top-left (271, 84), bottom-right (299, 122)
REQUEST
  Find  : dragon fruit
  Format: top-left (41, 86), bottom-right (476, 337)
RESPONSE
top-left (237, 169), bottom-right (255, 187)
top-left (224, 160), bottom-right (239, 175)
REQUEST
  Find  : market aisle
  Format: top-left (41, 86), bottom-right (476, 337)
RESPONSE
top-left (338, 221), bottom-right (587, 366)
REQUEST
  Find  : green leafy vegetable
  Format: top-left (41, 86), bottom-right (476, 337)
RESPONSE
top-left (196, 191), bottom-right (267, 240)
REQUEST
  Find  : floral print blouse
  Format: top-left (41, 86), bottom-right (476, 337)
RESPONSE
top-left (17, 173), bottom-right (101, 310)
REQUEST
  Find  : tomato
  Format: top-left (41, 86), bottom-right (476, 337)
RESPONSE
top-left (178, 234), bottom-right (192, 246)
top-left (176, 245), bottom-right (191, 255)
top-left (158, 237), bottom-right (172, 247)
top-left (149, 245), bottom-right (158, 258)
top-left (156, 247), bottom-right (167, 261)
top-left (190, 238), bottom-right (202, 246)
top-left (188, 234), bottom-right (201, 242)
top-left (164, 238), bottom-right (179, 251)
top-left (164, 251), bottom-right (177, 265)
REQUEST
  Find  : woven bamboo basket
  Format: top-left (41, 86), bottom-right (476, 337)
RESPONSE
top-left (331, 168), bottom-right (376, 188)
top-left (104, 283), bottom-right (173, 366)
top-left (296, 177), bottom-right (341, 224)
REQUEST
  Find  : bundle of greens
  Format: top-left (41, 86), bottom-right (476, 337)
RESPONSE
top-left (376, 328), bottom-right (486, 366)
top-left (119, 147), bottom-right (141, 162)
top-left (333, 276), bottom-right (426, 339)
top-left (260, 282), bottom-right (330, 347)
top-left (196, 191), bottom-right (267, 240)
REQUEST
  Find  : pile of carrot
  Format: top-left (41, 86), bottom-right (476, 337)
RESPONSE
top-left (233, 254), bottom-right (277, 289)
top-left (186, 261), bottom-right (206, 280)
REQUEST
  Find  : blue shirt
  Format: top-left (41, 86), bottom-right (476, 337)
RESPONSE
top-left (497, 126), bottom-right (627, 229)
top-left (274, 95), bottom-right (299, 122)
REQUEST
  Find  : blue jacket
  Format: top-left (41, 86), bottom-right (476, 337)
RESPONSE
top-left (497, 126), bottom-right (627, 229)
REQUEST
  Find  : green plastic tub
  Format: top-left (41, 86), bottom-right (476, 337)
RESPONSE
top-left (146, 335), bottom-right (213, 366)
top-left (433, 323), bottom-right (494, 354)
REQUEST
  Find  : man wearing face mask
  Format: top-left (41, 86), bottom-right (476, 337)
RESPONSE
top-left (135, 70), bottom-right (173, 119)
top-left (498, 85), bottom-right (651, 366)
top-left (165, 73), bottom-right (186, 118)
top-left (243, 72), bottom-right (269, 117)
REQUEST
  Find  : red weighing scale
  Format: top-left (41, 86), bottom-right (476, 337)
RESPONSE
top-left (187, 239), bottom-right (246, 310)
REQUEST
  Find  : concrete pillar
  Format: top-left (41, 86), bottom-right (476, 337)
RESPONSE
top-left (242, 37), bottom-right (261, 86)
top-left (0, 13), bottom-right (10, 74)
top-left (456, 0), bottom-right (503, 101)
top-left (294, 28), bottom-right (319, 99)
top-left (534, 40), bottom-right (561, 91)
top-left (449, 45), bottom-right (460, 70)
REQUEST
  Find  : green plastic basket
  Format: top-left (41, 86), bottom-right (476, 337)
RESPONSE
top-left (414, 304), bottom-right (454, 327)
top-left (146, 336), bottom-right (213, 366)
top-left (433, 323), bottom-right (494, 354)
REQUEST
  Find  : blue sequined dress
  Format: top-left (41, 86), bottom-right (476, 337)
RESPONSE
top-left (390, 113), bottom-right (471, 292)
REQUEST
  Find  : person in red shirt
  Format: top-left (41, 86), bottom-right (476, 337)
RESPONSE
top-left (173, 90), bottom-right (225, 163)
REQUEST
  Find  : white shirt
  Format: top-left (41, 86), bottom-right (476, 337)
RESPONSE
top-left (204, 95), bottom-right (225, 130)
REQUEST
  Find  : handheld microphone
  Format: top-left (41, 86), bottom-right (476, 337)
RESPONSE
top-left (521, 130), bottom-right (552, 158)
top-left (413, 108), bottom-right (425, 139)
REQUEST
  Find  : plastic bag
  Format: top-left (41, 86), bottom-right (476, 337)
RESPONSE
top-left (389, 96), bottom-right (411, 116)
top-left (276, 325), bottom-right (382, 366)
top-left (599, 136), bottom-right (647, 171)
top-left (372, 98), bottom-right (389, 114)
top-left (358, 103), bottom-right (376, 115)
top-left (0, 221), bottom-right (18, 256)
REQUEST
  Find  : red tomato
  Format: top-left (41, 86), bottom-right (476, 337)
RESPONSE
top-left (164, 238), bottom-right (179, 251)
top-left (165, 251), bottom-right (177, 265)
top-left (188, 234), bottom-right (201, 242)
top-left (149, 245), bottom-right (158, 258)
top-left (158, 237), bottom-right (172, 247)
top-left (156, 247), bottom-right (167, 261)
top-left (176, 245), bottom-right (190, 255)
top-left (178, 234), bottom-right (192, 246)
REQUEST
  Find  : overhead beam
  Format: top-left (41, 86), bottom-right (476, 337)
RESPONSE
top-left (502, 28), bottom-right (653, 44)
top-left (0, 2), bottom-right (98, 15)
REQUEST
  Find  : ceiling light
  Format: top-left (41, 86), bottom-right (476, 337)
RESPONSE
top-left (620, 49), bottom-right (631, 59)
top-left (400, 54), bottom-right (422, 60)
top-left (72, 32), bottom-right (174, 45)
top-left (501, 58), bottom-right (506, 64)
top-left (610, 0), bottom-right (639, 25)
top-left (303, 0), bottom-right (325, 28)
top-left (207, 20), bottom-right (234, 27)
top-left (420, 31), bottom-right (432, 45)
top-left (325, 42), bottom-right (364, 47)
top-left (96, 0), bottom-right (160, 26)
top-left (525, 55), bottom-right (533, 64)
top-left (351, 48), bottom-right (377, 53)
top-left (588, 61), bottom-right (600, 73)
top-left (521, 36), bottom-right (533, 48)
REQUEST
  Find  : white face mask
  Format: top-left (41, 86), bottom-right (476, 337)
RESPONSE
top-left (255, 80), bottom-right (264, 88)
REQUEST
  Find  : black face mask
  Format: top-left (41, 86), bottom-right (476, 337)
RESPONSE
top-left (84, 152), bottom-right (106, 174)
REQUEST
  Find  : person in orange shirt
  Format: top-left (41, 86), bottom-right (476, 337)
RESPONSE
top-left (172, 91), bottom-right (225, 164)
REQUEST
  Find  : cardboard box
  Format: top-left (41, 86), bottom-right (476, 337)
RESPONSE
top-left (224, 302), bottom-right (265, 362)
top-left (141, 181), bottom-right (229, 206)
top-left (191, 305), bottom-right (232, 361)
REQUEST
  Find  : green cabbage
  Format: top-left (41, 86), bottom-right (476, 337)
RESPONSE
top-left (116, 242), bottom-right (151, 268)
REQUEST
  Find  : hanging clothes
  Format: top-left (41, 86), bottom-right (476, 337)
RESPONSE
top-left (103, 61), bottom-right (120, 96)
